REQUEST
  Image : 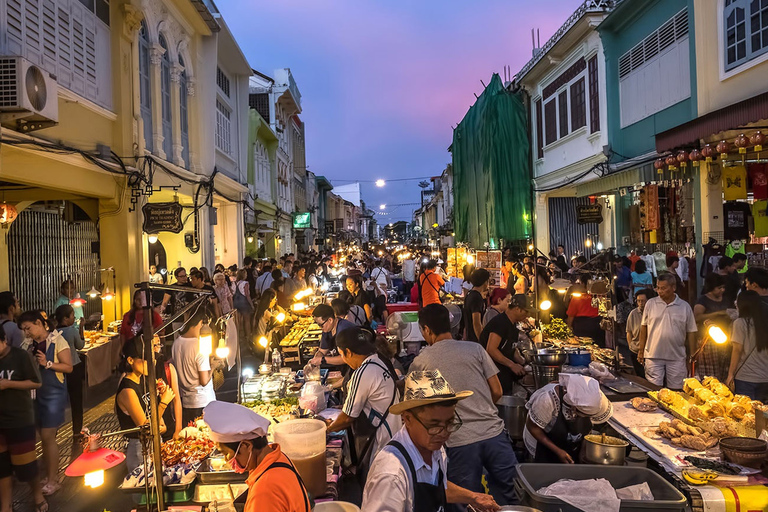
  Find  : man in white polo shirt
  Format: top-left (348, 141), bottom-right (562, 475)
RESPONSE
top-left (637, 272), bottom-right (697, 390)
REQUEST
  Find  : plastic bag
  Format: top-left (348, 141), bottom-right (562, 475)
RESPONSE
top-left (615, 482), bottom-right (654, 501)
top-left (300, 381), bottom-right (328, 413)
top-left (589, 361), bottom-right (613, 381)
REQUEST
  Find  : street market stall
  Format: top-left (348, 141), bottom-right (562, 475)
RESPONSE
top-left (80, 329), bottom-right (122, 387)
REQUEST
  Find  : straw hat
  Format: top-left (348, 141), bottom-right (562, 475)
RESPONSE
top-left (390, 370), bottom-right (473, 415)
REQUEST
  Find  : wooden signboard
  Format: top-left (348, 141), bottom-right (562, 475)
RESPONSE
top-left (576, 204), bottom-right (603, 225)
top-left (142, 202), bottom-right (184, 234)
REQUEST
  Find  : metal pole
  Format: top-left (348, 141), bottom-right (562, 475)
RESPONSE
top-left (140, 282), bottom-right (165, 512)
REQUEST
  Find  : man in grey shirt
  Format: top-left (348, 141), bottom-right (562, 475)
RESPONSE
top-left (410, 304), bottom-right (519, 509)
top-left (625, 288), bottom-right (651, 378)
top-left (0, 292), bottom-right (24, 349)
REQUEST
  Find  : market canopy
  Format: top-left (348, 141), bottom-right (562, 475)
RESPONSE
top-left (452, 74), bottom-right (532, 248)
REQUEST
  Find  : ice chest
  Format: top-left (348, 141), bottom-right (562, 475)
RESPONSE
top-left (514, 464), bottom-right (687, 512)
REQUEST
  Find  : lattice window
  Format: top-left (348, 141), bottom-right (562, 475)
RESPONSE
top-left (570, 77), bottom-right (586, 131)
top-left (159, 34), bottom-right (172, 158)
top-left (138, 20), bottom-right (152, 151)
top-left (216, 66), bottom-right (230, 97)
top-left (179, 55), bottom-right (189, 167)
top-left (216, 99), bottom-right (232, 154)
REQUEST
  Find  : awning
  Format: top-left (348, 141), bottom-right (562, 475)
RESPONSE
top-left (656, 91), bottom-right (768, 152)
top-left (575, 163), bottom-right (656, 197)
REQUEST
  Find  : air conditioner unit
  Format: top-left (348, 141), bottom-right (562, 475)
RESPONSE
top-left (0, 56), bottom-right (59, 132)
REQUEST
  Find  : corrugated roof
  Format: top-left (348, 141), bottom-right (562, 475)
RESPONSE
top-left (656, 91), bottom-right (768, 152)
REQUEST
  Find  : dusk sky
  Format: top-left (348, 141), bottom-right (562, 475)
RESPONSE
top-left (218, 0), bottom-right (584, 223)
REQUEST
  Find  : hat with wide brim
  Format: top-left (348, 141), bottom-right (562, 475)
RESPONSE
top-left (390, 370), bottom-right (473, 415)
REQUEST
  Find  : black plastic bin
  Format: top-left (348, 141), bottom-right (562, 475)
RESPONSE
top-left (514, 464), bottom-right (687, 512)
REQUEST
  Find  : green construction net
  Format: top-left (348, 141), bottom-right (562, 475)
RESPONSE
top-left (452, 74), bottom-right (532, 247)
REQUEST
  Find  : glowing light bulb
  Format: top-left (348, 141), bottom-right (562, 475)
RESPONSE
top-left (84, 469), bottom-right (105, 488)
top-left (708, 325), bottom-right (728, 344)
top-left (276, 312), bottom-right (286, 323)
top-left (585, 238), bottom-right (592, 248)
top-left (147, 234), bottom-right (158, 244)
top-left (528, 244), bottom-right (534, 251)
top-left (87, 286), bottom-right (101, 298)
top-left (379, 204), bottom-right (386, 210)
top-left (198, 324), bottom-right (213, 356)
top-left (375, 179), bottom-right (386, 187)
top-left (215, 346), bottom-right (230, 359)
top-left (242, 367), bottom-right (254, 378)
top-left (540, 300), bottom-right (552, 311)
top-left (292, 302), bottom-right (306, 312)
top-left (101, 287), bottom-right (114, 301)
top-left (247, 235), bottom-right (254, 244)
top-left (466, 254), bottom-right (474, 264)
top-left (258, 336), bottom-right (269, 348)
top-left (571, 292), bottom-right (583, 297)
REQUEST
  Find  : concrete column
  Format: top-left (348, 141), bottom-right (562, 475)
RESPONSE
top-left (149, 44), bottom-right (167, 160)
top-left (534, 192), bottom-right (549, 254)
top-left (170, 64), bottom-right (184, 166)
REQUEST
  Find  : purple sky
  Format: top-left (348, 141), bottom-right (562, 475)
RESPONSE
top-left (219, 0), bottom-right (583, 223)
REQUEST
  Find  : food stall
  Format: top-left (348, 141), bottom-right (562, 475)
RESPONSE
top-left (80, 327), bottom-right (122, 387)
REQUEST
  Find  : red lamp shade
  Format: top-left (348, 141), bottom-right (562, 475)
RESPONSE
top-left (65, 447), bottom-right (125, 477)
top-left (666, 155), bottom-right (678, 167)
top-left (689, 148), bottom-right (702, 161)
top-left (701, 144), bottom-right (715, 159)
top-left (654, 158), bottom-right (666, 170)
top-left (676, 150), bottom-right (688, 162)
top-left (751, 131), bottom-right (765, 151)
top-left (716, 140), bottom-right (731, 156)
top-left (69, 293), bottom-right (86, 307)
top-left (734, 133), bottom-right (749, 153)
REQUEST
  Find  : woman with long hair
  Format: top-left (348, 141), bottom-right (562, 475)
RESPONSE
top-left (199, 266), bottom-right (213, 285)
top-left (726, 291), bottom-right (768, 401)
top-left (233, 268), bottom-right (253, 342)
top-left (54, 305), bottom-right (85, 444)
top-left (253, 289), bottom-right (282, 357)
top-left (631, 259), bottom-right (653, 296)
top-left (18, 310), bottom-right (73, 496)
top-left (213, 272), bottom-right (234, 315)
top-left (120, 290), bottom-right (163, 344)
top-left (116, 336), bottom-right (175, 471)
top-left (509, 262), bottom-right (528, 296)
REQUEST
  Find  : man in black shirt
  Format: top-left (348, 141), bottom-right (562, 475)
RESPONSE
top-left (190, 270), bottom-right (221, 320)
top-left (744, 267), bottom-right (768, 308)
top-left (717, 257), bottom-right (740, 307)
top-left (479, 295), bottom-right (529, 393)
top-left (464, 268), bottom-right (490, 343)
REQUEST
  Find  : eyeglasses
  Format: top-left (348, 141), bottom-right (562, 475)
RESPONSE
top-left (316, 317), bottom-right (331, 328)
top-left (412, 411), bottom-right (463, 436)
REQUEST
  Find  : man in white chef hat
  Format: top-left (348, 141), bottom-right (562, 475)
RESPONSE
top-left (523, 374), bottom-right (612, 463)
top-left (203, 401), bottom-right (311, 512)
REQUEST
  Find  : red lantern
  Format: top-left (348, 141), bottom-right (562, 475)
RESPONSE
top-left (702, 144), bottom-right (715, 162)
top-left (751, 131), bottom-right (765, 152)
top-left (716, 140), bottom-right (730, 159)
top-left (734, 133), bottom-right (749, 154)
top-left (666, 155), bottom-right (678, 168)
top-left (689, 148), bottom-right (702, 167)
top-left (676, 150), bottom-right (688, 168)
top-left (0, 202), bottom-right (18, 227)
top-left (654, 158), bottom-right (666, 173)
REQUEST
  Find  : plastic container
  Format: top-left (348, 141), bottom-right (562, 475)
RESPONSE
top-left (271, 419), bottom-right (327, 498)
top-left (568, 351), bottom-right (591, 367)
top-left (514, 464), bottom-right (687, 512)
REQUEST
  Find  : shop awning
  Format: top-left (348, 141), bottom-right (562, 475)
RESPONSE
top-left (656, 91), bottom-right (768, 152)
top-left (575, 163), bottom-right (656, 197)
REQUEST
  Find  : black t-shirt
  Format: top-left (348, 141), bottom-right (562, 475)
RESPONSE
top-left (724, 202), bottom-right (752, 240)
top-left (479, 311), bottom-right (520, 351)
top-left (167, 282), bottom-right (193, 316)
top-left (352, 290), bottom-right (371, 309)
top-left (463, 289), bottom-right (486, 342)
top-left (0, 346), bottom-right (41, 427)
top-left (722, 273), bottom-right (741, 308)
top-left (199, 284), bottom-right (218, 319)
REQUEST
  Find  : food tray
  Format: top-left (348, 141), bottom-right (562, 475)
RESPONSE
top-left (647, 391), bottom-right (755, 438)
top-left (514, 464), bottom-right (687, 512)
top-left (197, 458), bottom-right (247, 484)
top-left (119, 481), bottom-right (195, 505)
top-left (602, 379), bottom-right (651, 395)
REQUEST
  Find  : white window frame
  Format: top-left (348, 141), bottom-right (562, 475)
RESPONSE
top-left (159, 34), bottom-right (173, 159)
top-left (138, 19), bottom-right (152, 152)
top-left (215, 99), bottom-right (232, 155)
top-left (539, 67), bottom-right (590, 151)
top-left (719, 0), bottom-right (768, 78)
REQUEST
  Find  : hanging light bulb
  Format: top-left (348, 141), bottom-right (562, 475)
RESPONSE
top-left (258, 336), bottom-right (269, 348)
top-left (215, 341), bottom-right (230, 359)
top-left (101, 287), bottom-right (114, 301)
top-left (147, 234), bottom-right (158, 244)
top-left (276, 312), bottom-right (286, 323)
top-left (540, 300), bottom-right (552, 311)
top-left (69, 293), bottom-right (87, 307)
top-left (585, 237), bottom-right (592, 248)
top-left (87, 286), bottom-right (101, 298)
top-left (708, 325), bottom-right (728, 344)
top-left (247, 235), bottom-right (254, 244)
top-left (198, 324), bottom-right (213, 356)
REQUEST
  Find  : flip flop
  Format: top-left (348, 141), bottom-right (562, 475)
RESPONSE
top-left (41, 482), bottom-right (60, 496)
top-left (35, 500), bottom-right (49, 512)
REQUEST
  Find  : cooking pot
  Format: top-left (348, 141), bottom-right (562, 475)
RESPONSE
top-left (532, 349), bottom-right (567, 366)
top-left (583, 434), bottom-right (629, 465)
top-left (568, 349), bottom-right (591, 367)
top-left (496, 396), bottom-right (527, 440)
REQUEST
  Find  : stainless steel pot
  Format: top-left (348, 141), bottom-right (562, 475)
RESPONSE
top-left (496, 396), bottom-right (527, 440)
top-left (532, 364), bottom-right (561, 389)
top-left (583, 434), bottom-right (629, 465)
top-left (532, 349), bottom-right (567, 366)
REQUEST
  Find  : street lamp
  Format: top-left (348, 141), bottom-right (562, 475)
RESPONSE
top-left (375, 179), bottom-right (386, 187)
top-left (380, 204), bottom-right (386, 210)
top-left (147, 234), bottom-right (158, 244)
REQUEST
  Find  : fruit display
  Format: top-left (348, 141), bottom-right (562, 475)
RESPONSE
top-left (649, 419), bottom-right (719, 450)
top-left (630, 397), bottom-right (657, 412)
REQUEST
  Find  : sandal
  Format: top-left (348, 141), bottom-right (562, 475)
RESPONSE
top-left (41, 482), bottom-right (60, 496)
top-left (35, 500), bottom-right (49, 512)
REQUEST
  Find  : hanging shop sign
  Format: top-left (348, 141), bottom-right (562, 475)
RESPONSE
top-left (293, 212), bottom-right (311, 229)
top-left (645, 185), bottom-right (660, 231)
top-left (142, 202), bottom-right (184, 234)
top-left (576, 204), bottom-right (603, 225)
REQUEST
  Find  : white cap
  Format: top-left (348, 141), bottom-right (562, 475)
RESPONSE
top-left (559, 374), bottom-right (612, 423)
top-left (203, 401), bottom-right (270, 443)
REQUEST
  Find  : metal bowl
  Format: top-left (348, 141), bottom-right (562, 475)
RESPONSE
top-left (583, 434), bottom-right (629, 465)
top-left (532, 349), bottom-right (567, 366)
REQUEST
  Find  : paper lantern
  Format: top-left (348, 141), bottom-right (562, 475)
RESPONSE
top-left (750, 131), bottom-right (765, 152)
top-left (666, 155), bottom-right (678, 170)
top-left (689, 148), bottom-right (702, 167)
top-left (701, 144), bottom-right (715, 162)
top-left (0, 202), bottom-right (18, 227)
top-left (716, 140), bottom-right (730, 159)
top-left (654, 158), bottom-right (666, 173)
top-left (734, 133), bottom-right (749, 154)
top-left (676, 150), bottom-right (689, 168)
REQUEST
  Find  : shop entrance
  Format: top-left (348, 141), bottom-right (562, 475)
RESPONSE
top-left (7, 201), bottom-right (102, 321)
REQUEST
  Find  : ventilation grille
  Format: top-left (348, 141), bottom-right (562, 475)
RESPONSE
top-left (619, 8), bottom-right (689, 80)
top-left (0, 58), bottom-right (20, 107)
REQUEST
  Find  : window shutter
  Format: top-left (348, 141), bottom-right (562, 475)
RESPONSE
top-left (588, 55), bottom-right (600, 133)
top-left (6, 0), bottom-right (24, 56)
top-left (535, 99), bottom-right (543, 159)
top-left (24, 0), bottom-right (42, 65)
top-left (57, 6), bottom-right (72, 88)
top-left (570, 77), bottom-right (586, 131)
top-left (42, 0), bottom-right (57, 70)
top-left (558, 90), bottom-right (568, 138)
top-left (72, 17), bottom-right (85, 94)
top-left (544, 99), bottom-right (557, 146)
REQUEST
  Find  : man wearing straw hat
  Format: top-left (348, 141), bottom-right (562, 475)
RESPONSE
top-left (362, 370), bottom-right (500, 512)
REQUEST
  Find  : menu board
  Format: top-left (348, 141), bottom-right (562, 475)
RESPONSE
top-left (446, 247), bottom-right (468, 278)
top-left (474, 250), bottom-right (502, 287)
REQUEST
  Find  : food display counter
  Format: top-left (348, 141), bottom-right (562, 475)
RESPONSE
top-left (80, 330), bottom-right (122, 387)
top-left (278, 316), bottom-right (323, 366)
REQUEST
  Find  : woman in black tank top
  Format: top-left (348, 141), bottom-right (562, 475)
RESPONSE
top-left (116, 337), bottom-right (176, 471)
